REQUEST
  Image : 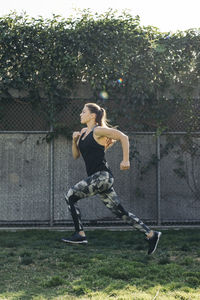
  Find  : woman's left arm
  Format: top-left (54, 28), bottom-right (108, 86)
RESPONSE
top-left (94, 127), bottom-right (130, 170)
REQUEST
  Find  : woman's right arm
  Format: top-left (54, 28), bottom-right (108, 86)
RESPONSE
top-left (72, 131), bottom-right (81, 159)
top-left (72, 128), bottom-right (87, 159)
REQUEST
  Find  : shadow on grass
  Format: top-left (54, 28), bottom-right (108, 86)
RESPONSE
top-left (0, 229), bottom-right (200, 299)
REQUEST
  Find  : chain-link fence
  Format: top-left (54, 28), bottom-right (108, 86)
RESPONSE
top-left (0, 99), bottom-right (200, 227)
top-left (1, 98), bottom-right (200, 132)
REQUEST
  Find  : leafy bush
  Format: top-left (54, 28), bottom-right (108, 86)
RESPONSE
top-left (0, 10), bottom-right (199, 130)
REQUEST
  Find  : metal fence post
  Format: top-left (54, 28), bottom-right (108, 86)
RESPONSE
top-left (156, 135), bottom-right (161, 226)
top-left (50, 125), bottom-right (54, 227)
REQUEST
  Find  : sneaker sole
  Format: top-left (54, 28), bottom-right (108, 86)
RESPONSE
top-left (61, 239), bottom-right (88, 244)
top-left (149, 232), bottom-right (162, 255)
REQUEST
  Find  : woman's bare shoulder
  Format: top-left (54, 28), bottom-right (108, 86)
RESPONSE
top-left (80, 127), bottom-right (87, 134)
top-left (94, 126), bottom-right (116, 135)
top-left (94, 126), bottom-right (109, 132)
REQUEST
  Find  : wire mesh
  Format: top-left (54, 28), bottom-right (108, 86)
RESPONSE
top-left (0, 101), bottom-right (49, 131)
top-left (0, 98), bottom-right (199, 132)
top-left (160, 133), bottom-right (200, 225)
top-left (0, 97), bottom-right (200, 227)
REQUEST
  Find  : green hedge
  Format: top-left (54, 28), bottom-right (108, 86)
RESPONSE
top-left (0, 11), bottom-right (200, 130)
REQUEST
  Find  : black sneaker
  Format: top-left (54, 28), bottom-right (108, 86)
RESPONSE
top-left (147, 231), bottom-right (162, 255)
top-left (61, 232), bottom-right (88, 244)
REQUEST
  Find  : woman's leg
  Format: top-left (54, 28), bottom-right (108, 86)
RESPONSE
top-left (64, 171), bottom-right (114, 232)
top-left (99, 187), bottom-right (151, 235)
top-left (99, 187), bottom-right (162, 254)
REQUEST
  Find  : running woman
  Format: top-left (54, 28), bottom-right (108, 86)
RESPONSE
top-left (61, 103), bottom-right (161, 254)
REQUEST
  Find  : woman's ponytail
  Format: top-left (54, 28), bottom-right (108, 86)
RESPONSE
top-left (86, 103), bottom-right (110, 127)
top-left (95, 108), bottom-right (104, 126)
top-left (85, 103), bottom-right (116, 149)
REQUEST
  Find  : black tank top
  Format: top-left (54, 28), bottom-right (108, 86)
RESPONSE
top-left (78, 129), bottom-right (112, 176)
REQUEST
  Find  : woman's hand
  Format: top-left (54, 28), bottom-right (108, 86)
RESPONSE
top-left (105, 137), bottom-right (116, 150)
top-left (72, 131), bottom-right (81, 143)
top-left (120, 160), bottom-right (130, 170)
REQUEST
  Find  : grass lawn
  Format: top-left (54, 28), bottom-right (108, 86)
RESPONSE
top-left (0, 228), bottom-right (200, 300)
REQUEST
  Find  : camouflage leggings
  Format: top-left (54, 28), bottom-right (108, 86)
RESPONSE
top-left (64, 171), bottom-right (151, 234)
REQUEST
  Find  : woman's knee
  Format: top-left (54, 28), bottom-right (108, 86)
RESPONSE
top-left (64, 188), bottom-right (78, 205)
top-left (66, 193), bottom-right (80, 206)
top-left (64, 188), bottom-right (73, 204)
top-left (68, 195), bottom-right (79, 206)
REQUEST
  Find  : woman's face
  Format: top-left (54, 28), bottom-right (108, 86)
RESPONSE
top-left (80, 106), bottom-right (95, 124)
